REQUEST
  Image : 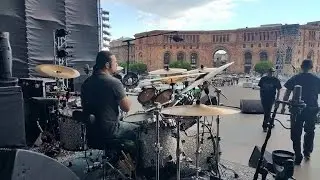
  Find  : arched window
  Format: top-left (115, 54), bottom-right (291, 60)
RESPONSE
top-left (307, 50), bottom-right (314, 60)
top-left (244, 52), bottom-right (252, 64)
top-left (190, 53), bottom-right (198, 65)
top-left (285, 47), bottom-right (292, 64)
top-left (259, 51), bottom-right (268, 61)
top-left (164, 52), bottom-right (171, 65)
top-left (177, 52), bottom-right (185, 61)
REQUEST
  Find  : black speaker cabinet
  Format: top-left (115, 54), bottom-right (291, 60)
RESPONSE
top-left (240, 99), bottom-right (264, 114)
top-left (0, 149), bottom-right (79, 180)
top-left (0, 86), bottom-right (26, 148)
top-left (248, 146), bottom-right (274, 173)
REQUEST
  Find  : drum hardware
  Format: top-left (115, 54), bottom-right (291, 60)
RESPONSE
top-left (180, 62), bottom-right (234, 95)
top-left (161, 102), bottom-right (239, 180)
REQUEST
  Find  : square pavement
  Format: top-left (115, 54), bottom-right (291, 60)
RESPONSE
top-left (127, 85), bottom-right (320, 180)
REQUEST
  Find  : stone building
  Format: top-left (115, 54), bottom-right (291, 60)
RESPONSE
top-left (133, 21), bottom-right (320, 74)
top-left (109, 37), bottom-right (135, 64)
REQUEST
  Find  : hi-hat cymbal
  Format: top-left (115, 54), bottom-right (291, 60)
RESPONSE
top-left (35, 64), bottom-right (80, 79)
top-left (161, 104), bottom-right (239, 117)
top-left (149, 68), bottom-right (187, 75)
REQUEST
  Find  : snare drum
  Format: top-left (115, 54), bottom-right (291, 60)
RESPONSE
top-left (123, 112), bottom-right (153, 125)
top-left (154, 89), bottom-right (173, 104)
top-left (137, 87), bottom-right (157, 106)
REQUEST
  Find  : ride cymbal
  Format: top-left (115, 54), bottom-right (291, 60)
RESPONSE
top-left (148, 68), bottom-right (187, 75)
top-left (35, 64), bottom-right (80, 79)
top-left (161, 104), bottom-right (239, 117)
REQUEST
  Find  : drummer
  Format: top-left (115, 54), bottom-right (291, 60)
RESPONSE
top-left (81, 51), bottom-right (140, 160)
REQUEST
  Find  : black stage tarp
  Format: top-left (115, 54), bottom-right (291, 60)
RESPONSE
top-left (0, 0), bottom-right (99, 79)
top-left (0, 1), bottom-right (29, 78)
top-left (66, 0), bottom-right (99, 91)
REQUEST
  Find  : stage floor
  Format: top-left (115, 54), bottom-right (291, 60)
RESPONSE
top-left (125, 82), bottom-right (320, 180)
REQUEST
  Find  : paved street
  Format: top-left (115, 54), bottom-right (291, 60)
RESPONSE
top-left (126, 82), bottom-right (320, 180)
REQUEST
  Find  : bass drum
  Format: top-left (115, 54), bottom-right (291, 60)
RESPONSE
top-left (139, 122), bottom-right (178, 179)
top-left (137, 87), bottom-right (157, 106)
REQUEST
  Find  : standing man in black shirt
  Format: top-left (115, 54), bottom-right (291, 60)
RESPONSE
top-left (81, 51), bottom-right (139, 158)
top-left (258, 68), bottom-right (282, 132)
top-left (281, 59), bottom-right (320, 165)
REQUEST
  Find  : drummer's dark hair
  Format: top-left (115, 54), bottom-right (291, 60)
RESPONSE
top-left (94, 51), bottom-right (113, 70)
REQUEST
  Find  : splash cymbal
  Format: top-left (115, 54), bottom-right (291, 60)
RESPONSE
top-left (161, 104), bottom-right (239, 117)
top-left (35, 64), bottom-right (80, 79)
top-left (148, 68), bottom-right (187, 75)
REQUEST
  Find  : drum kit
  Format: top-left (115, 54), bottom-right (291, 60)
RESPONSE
top-left (31, 62), bottom-right (241, 179)
top-left (117, 62), bottom-right (244, 179)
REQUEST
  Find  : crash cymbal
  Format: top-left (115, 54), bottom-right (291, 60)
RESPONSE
top-left (148, 72), bottom-right (205, 84)
top-left (35, 64), bottom-right (80, 79)
top-left (161, 104), bottom-right (239, 117)
top-left (183, 67), bottom-right (218, 74)
top-left (148, 68), bottom-right (187, 75)
top-left (180, 62), bottom-right (234, 94)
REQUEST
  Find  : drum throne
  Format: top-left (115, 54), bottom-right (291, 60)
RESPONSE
top-left (72, 110), bottom-right (137, 179)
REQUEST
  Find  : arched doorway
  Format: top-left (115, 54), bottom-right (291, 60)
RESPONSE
top-left (177, 51), bottom-right (185, 61)
top-left (285, 47), bottom-right (292, 64)
top-left (163, 51), bottom-right (171, 66)
top-left (307, 50), bottom-right (314, 60)
top-left (190, 52), bottom-right (198, 69)
top-left (244, 52), bottom-right (252, 74)
top-left (213, 48), bottom-right (229, 67)
top-left (259, 51), bottom-right (268, 61)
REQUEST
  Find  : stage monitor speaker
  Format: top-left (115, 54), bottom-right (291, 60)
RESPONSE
top-left (0, 86), bottom-right (26, 148)
top-left (248, 146), bottom-right (274, 173)
top-left (0, 149), bottom-right (79, 180)
top-left (240, 99), bottom-right (264, 114)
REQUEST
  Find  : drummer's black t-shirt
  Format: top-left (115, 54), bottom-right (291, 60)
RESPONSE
top-left (81, 71), bottom-right (126, 138)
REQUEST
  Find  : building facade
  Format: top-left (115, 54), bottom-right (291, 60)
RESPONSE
top-left (109, 37), bottom-right (135, 64)
top-left (133, 21), bottom-right (320, 74)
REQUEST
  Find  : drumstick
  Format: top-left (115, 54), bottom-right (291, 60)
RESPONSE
top-left (121, 151), bottom-right (134, 171)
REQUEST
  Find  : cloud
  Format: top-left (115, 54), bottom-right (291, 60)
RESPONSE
top-left (103, 0), bottom-right (257, 30)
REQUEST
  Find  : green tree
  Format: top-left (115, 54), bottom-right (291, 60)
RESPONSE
top-left (254, 61), bottom-right (273, 76)
top-left (119, 62), bottom-right (147, 74)
top-left (169, 61), bottom-right (192, 70)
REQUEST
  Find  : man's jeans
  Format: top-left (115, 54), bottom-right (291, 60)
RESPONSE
top-left (261, 98), bottom-right (275, 128)
top-left (291, 108), bottom-right (317, 157)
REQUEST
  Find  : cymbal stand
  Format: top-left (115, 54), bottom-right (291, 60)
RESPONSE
top-left (195, 115), bottom-right (202, 179)
top-left (154, 102), bottom-right (162, 180)
top-left (176, 116), bottom-right (182, 180)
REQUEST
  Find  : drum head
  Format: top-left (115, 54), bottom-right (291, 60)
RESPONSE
top-left (123, 113), bottom-right (153, 124)
top-left (154, 89), bottom-right (173, 104)
top-left (138, 88), bottom-right (156, 105)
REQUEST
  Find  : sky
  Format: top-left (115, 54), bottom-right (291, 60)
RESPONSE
top-left (101, 0), bottom-right (319, 40)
